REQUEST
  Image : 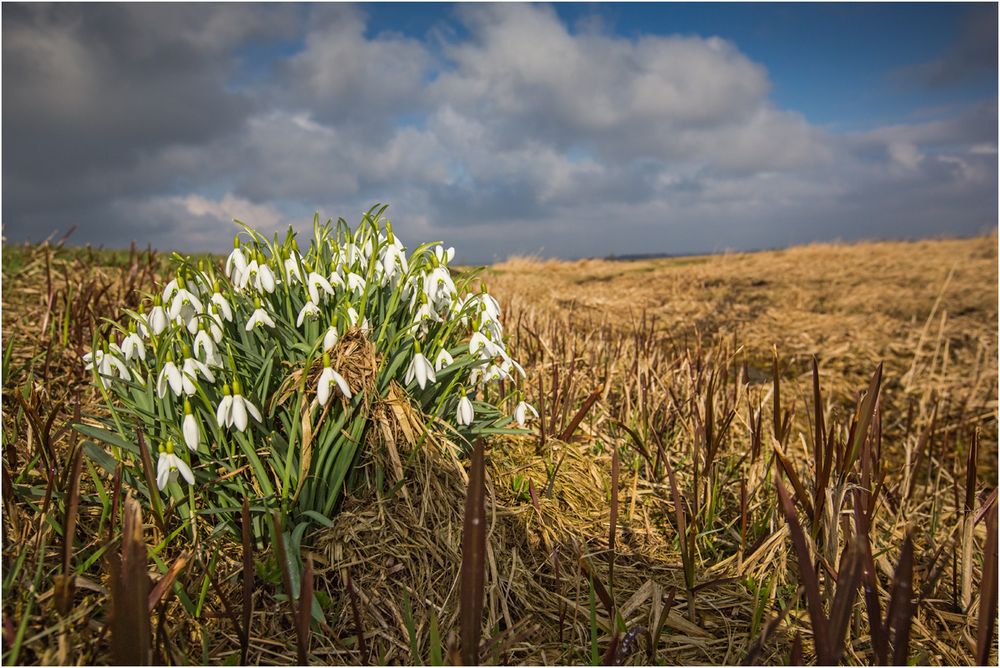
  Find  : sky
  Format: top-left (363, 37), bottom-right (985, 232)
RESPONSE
top-left (3, 2), bottom-right (997, 263)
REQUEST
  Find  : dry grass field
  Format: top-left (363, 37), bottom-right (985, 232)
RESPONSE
top-left (2, 233), bottom-right (997, 665)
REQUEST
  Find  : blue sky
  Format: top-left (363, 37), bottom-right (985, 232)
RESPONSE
top-left (4, 3), bottom-right (997, 261)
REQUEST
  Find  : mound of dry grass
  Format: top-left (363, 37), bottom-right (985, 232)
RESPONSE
top-left (2, 234), bottom-right (996, 665)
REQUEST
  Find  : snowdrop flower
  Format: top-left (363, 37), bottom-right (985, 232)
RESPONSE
top-left (207, 305), bottom-right (225, 342)
top-left (181, 352), bottom-right (215, 396)
top-left (344, 242), bottom-right (366, 267)
top-left (157, 353), bottom-right (184, 398)
top-left (317, 353), bottom-right (352, 405)
top-left (323, 323), bottom-right (340, 351)
top-left (327, 269), bottom-right (345, 290)
top-left (161, 276), bottom-right (179, 304)
top-left (284, 248), bottom-right (303, 284)
top-left (412, 300), bottom-right (439, 336)
top-left (346, 272), bottom-right (366, 293)
top-left (345, 306), bottom-right (370, 334)
top-left (434, 349), bottom-right (454, 372)
top-left (229, 380), bottom-right (262, 432)
top-left (240, 253), bottom-right (276, 294)
top-left (245, 297), bottom-right (276, 331)
top-left (469, 332), bottom-right (497, 359)
top-left (148, 297), bottom-right (169, 336)
top-left (210, 282), bottom-right (233, 322)
top-left (483, 293), bottom-right (502, 321)
top-left (425, 266), bottom-right (456, 310)
top-left (121, 324), bottom-right (146, 363)
top-left (182, 398), bottom-right (200, 452)
top-left (404, 342), bottom-right (436, 390)
top-left (456, 393), bottom-right (474, 426)
top-left (225, 235), bottom-right (248, 284)
top-left (297, 300), bottom-right (320, 327)
top-left (83, 342), bottom-right (130, 386)
top-left (307, 267), bottom-right (335, 304)
top-left (215, 382), bottom-right (261, 432)
top-left (433, 245), bottom-right (455, 265)
top-left (156, 440), bottom-right (194, 490)
top-left (513, 401), bottom-right (539, 428)
top-left (215, 384), bottom-right (233, 428)
top-left (193, 324), bottom-right (217, 362)
top-left (167, 275), bottom-right (203, 323)
top-left (381, 235), bottom-right (408, 281)
top-left (254, 254), bottom-right (277, 294)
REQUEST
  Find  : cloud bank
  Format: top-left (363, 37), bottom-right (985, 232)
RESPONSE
top-left (3, 3), bottom-right (996, 261)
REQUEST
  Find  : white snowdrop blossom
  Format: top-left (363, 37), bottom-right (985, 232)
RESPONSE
top-left (225, 236), bottom-right (248, 284)
top-left (240, 256), bottom-right (276, 294)
top-left (284, 250), bottom-right (303, 284)
top-left (211, 288), bottom-right (233, 322)
top-left (307, 270), bottom-right (335, 304)
top-left (157, 357), bottom-right (184, 398)
top-left (182, 399), bottom-right (200, 452)
top-left (181, 356), bottom-right (215, 395)
top-left (193, 326), bottom-right (219, 365)
top-left (167, 277), bottom-right (203, 323)
top-left (156, 440), bottom-right (194, 490)
top-left (405, 346), bottom-right (437, 390)
top-left (229, 386), bottom-right (262, 432)
top-left (434, 349), bottom-right (454, 372)
top-left (317, 355), bottom-right (352, 405)
top-left (433, 245), bottom-right (455, 265)
top-left (148, 300), bottom-right (169, 336)
top-left (323, 324), bottom-right (340, 351)
top-left (121, 329), bottom-right (146, 364)
top-left (83, 346), bottom-right (130, 386)
top-left (246, 299), bottom-right (276, 331)
top-left (457, 394), bottom-right (474, 426)
top-left (514, 401), bottom-right (539, 428)
top-left (346, 272), bottom-right (366, 293)
top-left (297, 301), bottom-right (320, 327)
top-left (469, 332), bottom-right (497, 359)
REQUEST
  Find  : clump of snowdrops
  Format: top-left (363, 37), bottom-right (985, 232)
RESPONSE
top-left (81, 206), bottom-right (536, 544)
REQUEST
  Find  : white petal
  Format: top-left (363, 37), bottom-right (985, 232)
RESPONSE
top-left (195, 359), bottom-right (215, 383)
top-left (156, 455), bottom-right (171, 490)
top-left (232, 397), bottom-right (248, 432)
top-left (183, 414), bottom-right (199, 451)
top-left (414, 356), bottom-right (427, 389)
top-left (435, 349), bottom-right (453, 372)
top-left (167, 364), bottom-right (184, 396)
top-left (244, 398), bottom-right (262, 422)
top-left (317, 369), bottom-right (332, 406)
top-left (172, 455), bottom-right (195, 485)
top-left (261, 267), bottom-right (275, 292)
top-left (333, 370), bottom-right (352, 399)
top-left (216, 395), bottom-right (232, 427)
top-left (323, 327), bottom-right (339, 351)
top-left (156, 367), bottom-right (168, 397)
top-left (112, 357), bottom-right (130, 380)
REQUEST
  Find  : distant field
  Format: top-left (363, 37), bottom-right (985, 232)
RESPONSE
top-left (2, 234), bottom-right (997, 665)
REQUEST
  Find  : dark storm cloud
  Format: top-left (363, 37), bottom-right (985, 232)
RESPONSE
top-left (3, 3), bottom-right (299, 244)
top-left (901, 5), bottom-right (998, 88)
top-left (1, 3), bottom-right (996, 261)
